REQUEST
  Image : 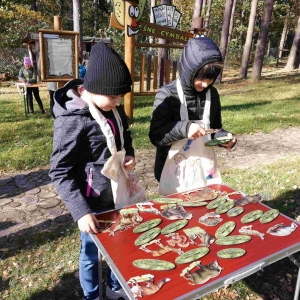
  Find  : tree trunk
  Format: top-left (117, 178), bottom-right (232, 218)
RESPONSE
top-left (68, 0), bottom-right (73, 31)
top-left (283, 16), bottom-right (300, 71)
top-left (59, 0), bottom-right (64, 15)
top-left (31, 0), bottom-right (38, 11)
top-left (149, 0), bottom-right (156, 44)
top-left (204, 0), bottom-right (213, 32)
top-left (225, 0), bottom-right (237, 63)
top-left (278, 14), bottom-right (289, 59)
top-left (94, 0), bottom-right (98, 33)
top-left (158, 0), bottom-right (171, 86)
top-left (191, 0), bottom-right (203, 25)
top-left (251, 0), bottom-right (274, 80)
top-left (239, 0), bottom-right (258, 78)
top-left (202, 0), bottom-right (207, 17)
top-left (216, 0), bottom-right (234, 83)
top-left (73, 0), bottom-right (83, 58)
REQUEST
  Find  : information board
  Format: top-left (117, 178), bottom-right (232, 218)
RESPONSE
top-left (38, 29), bottom-right (79, 82)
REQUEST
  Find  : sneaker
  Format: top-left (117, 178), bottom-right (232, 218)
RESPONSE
top-left (106, 285), bottom-right (129, 300)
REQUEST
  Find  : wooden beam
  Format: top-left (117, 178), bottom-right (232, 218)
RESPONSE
top-left (136, 43), bottom-right (184, 49)
top-left (134, 92), bottom-right (157, 96)
top-left (124, 2), bottom-right (135, 118)
top-left (140, 53), bottom-right (145, 92)
top-left (165, 59), bottom-right (171, 84)
top-left (172, 61), bottom-right (177, 81)
top-left (110, 13), bottom-right (193, 44)
top-left (146, 55), bottom-right (152, 91)
top-left (153, 56), bottom-right (158, 90)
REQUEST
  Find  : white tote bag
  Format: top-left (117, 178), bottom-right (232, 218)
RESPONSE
top-left (159, 79), bottom-right (222, 195)
top-left (88, 101), bottom-right (146, 209)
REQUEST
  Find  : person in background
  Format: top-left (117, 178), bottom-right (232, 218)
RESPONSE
top-left (79, 56), bottom-right (86, 78)
top-left (18, 57), bottom-right (45, 114)
top-left (49, 42), bottom-right (134, 300)
top-left (46, 82), bottom-right (57, 118)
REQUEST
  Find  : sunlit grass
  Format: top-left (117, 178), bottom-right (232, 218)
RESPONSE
top-left (1, 72), bottom-right (300, 172)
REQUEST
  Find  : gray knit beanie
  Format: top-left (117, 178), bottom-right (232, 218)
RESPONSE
top-left (84, 42), bottom-right (132, 95)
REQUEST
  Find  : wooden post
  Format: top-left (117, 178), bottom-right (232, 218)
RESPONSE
top-left (165, 59), bottom-right (171, 84)
top-left (146, 55), bottom-right (152, 91)
top-left (159, 58), bottom-right (165, 88)
top-left (140, 53), bottom-right (145, 92)
top-left (172, 61), bottom-right (177, 81)
top-left (153, 56), bottom-right (158, 90)
top-left (124, 1), bottom-right (135, 118)
top-left (54, 16), bottom-right (64, 89)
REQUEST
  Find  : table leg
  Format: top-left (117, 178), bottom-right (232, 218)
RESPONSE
top-left (98, 250), bottom-right (103, 300)
top-left (289, 255), bottom-right (300, 300)
top-left (26, 96), bottom-right (29, 113)
top-left (294, 267), bottom-right (300, 300)
top-left (23, 95), bottom-right (27, 116)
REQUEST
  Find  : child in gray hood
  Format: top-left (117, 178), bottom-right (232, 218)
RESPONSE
top-left (49, 42), bottom-right (133, 300)
top-left (149, 36), bottom-right (237, 190)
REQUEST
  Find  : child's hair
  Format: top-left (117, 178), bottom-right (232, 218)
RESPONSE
top-left (195, 62), bottom-right (223, 80)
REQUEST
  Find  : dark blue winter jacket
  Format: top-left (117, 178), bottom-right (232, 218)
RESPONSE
top-left (49, 79), bottom-right (134, 222)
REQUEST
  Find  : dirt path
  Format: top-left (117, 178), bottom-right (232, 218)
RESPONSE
top-left (214, 126), bottom-right (300, 169)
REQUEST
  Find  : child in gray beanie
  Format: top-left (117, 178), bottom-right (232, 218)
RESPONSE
top-left (49, 42), bottom-right (134, 300)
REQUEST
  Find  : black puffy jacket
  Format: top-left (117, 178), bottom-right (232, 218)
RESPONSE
top-left (149, 36), bottom-right (229, 181)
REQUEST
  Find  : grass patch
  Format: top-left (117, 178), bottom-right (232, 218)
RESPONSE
top-left (2, 71), bottom-right (300, 172)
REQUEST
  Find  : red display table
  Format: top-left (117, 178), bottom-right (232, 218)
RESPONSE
top-left (91, 184), bottom-right (300, 300)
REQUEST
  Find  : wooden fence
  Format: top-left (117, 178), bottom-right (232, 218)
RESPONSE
top-left (135, 53), bottom-right (180, 96)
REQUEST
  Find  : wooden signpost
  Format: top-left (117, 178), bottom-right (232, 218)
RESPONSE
top-left (110, 2), bottom-right (194, 118)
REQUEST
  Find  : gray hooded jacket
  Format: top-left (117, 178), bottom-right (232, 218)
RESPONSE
top-left (149, 36), bottom-right (230, 181)
top-left (49, 79), bottom-right (134, 222)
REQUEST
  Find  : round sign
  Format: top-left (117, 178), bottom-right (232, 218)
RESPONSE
top-left (215, 221), bottom-right (236, 238)
top-left (133, 259), bottom-right (176, 270)
top-left (152, 197), bottom-right (182, 204)
top-left (206, 197), bottom-right (227, 210)
top-left (175, 247), bottom-right (210, 264)
top-left (215, 201), bottom-right (235, 214)
top-left (161, 219), bottom-right (188, 235)
top-left (215, 235), bottom-right (252, 245)
top-left (177, 201), bottom-right (208, 207)
top-left (217, 248), bottom-right (246, 259)
top-left (227, 207), bottom-right (244, 217)
top-left (260, 209), bottom-right (280, 224)
top-left (134, 227), bottom-right (161, 246)
top-left (133, 218), bottom-right (162, 233)
top-left (241, 210), bottom-right (264, 224)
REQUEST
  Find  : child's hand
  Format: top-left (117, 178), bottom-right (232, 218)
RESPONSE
top-left (187, 123), bottom-right (206, 140)
top-left (123, 155), bottom-right (136, 171)
top-left (77, 213), bottom-right (100, 233)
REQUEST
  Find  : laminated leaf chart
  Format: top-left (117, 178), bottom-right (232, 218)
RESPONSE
top-left (47, 38), bottom-right (73, 77)
top-left (91, 184), bottom-right (300, 300)
top-left (38, 29), bottom-right (78, 81)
